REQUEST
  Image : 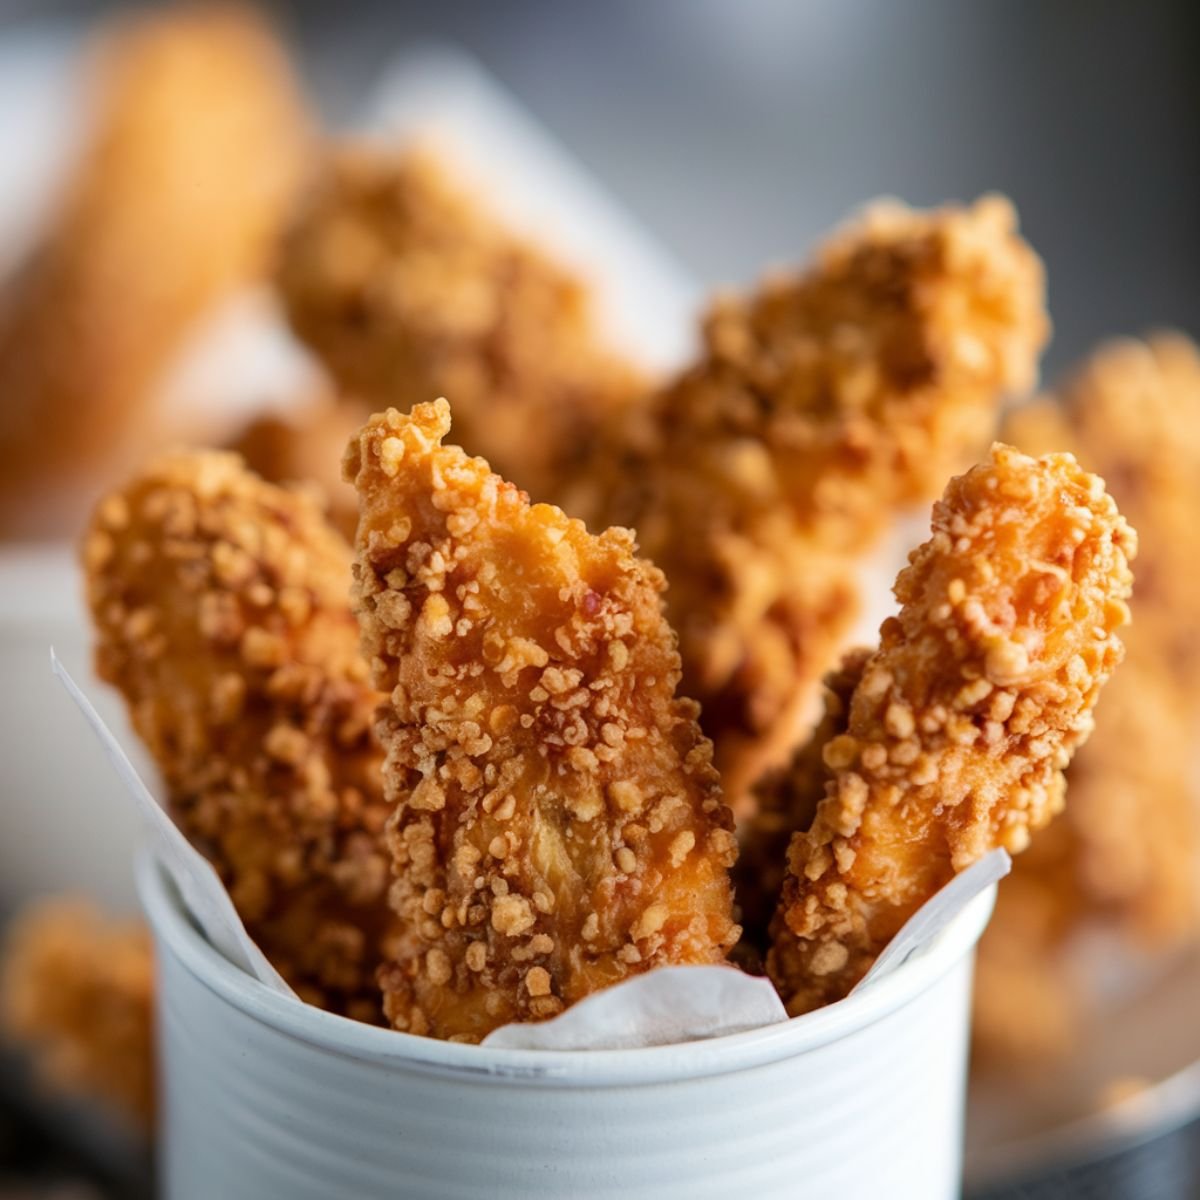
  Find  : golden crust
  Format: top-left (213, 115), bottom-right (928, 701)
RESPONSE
top-left (0, 5), bottom-right (309, 535)
top-left (82, 450), bottom-right (391, 1018)
top-left (574, 196), bottom-right (1049, 812)
top-left (346, 400), bottom-right (739, 1041)
top-left (277, 147), bottom-right (644, 501)
top-left (1, 899), bottom-right (155, 1129)
top-left (766, 444), bottom-right (1135, 1014)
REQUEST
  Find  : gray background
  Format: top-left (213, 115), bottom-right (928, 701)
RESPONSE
top-left (2, 0), bottom-right (1198, 376)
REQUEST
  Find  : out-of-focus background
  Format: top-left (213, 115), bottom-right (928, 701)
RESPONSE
top-left (7, 0), bottom-right (1200, 369)
top-left (0, 2), bottom-right (1198, 1198)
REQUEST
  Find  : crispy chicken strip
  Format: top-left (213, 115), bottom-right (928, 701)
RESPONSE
top-left (83, 450), bottom-right (391, 1019)
top-left (277, 147), bottom-right (644, 501)
top-left (575, 197), bottom-right (1049, 812)
top-left (0, 5), bottom-right (309, 537)
top-left (766, 444), bottom-right (1135, 1014)
top-left (346, 400), bottom-right (739, 1041)
top-left (1, 899), bottom-right (154, 1130)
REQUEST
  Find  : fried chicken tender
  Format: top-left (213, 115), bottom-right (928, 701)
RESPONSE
top-left (0, 5), bottom-right (309, 537)
top-left (277, 147), bottom-right (644, 501)
top-left (1, 899), bottom-right (154, 1130)
top-left (345, 400), bottom-right (739, 1041)
top-left (574, 197), bottom-right (1048, 812)
top-left (83, 450), bottom-right (391, 1019)
top-left (766, 444), bottom-right (1135, 1014)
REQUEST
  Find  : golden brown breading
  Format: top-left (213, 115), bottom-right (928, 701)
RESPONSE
top-left (346, 400), bottom-right (739, 1041)
top-left (277, 147), bottom-right (644, 501)
top-left (574, 197), bottom-right (1049, 813)
top-left (82, 450), bottom-right (391, 1019)
top-left (1, 899), bottom-right (154, 1130)
top-left (233, 395), bottom-right (371, 540)
top-left (0, 4), bottom-right (309, 537)
top-left (766, 444), bottom-right (1135, 1014)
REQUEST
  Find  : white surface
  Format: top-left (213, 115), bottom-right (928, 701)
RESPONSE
top-left (0, 546), bottom-right (142, 911)
top-left (140, 854), bottom-right (994, 1200)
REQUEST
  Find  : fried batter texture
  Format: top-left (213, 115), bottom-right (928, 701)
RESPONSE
top-left (83, 450), bottom-right (391, 1018)
top-left (278, 148), bottom-right (643, 501)
top-left (0, 5), bottom-right (309, 537)
top-left (1, 899), bottom-right (155, 1129)
top-left (346, 400), bottom-right (739, 1041)
top-left (766, 444), bottom-right (1135, 1014)
top-left (575, 197), bottom-right (1049, 812)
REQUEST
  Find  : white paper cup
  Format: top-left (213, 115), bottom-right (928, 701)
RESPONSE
top-left (138, 854), bottom-right (995, 1200)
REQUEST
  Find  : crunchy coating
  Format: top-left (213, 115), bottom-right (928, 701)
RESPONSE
top-left (767, 444), bottom-right (1135, 1014)
top-left (1, 899), bottom-right (154, 1130)
top-left (277, 147), bottom-right (644, 501)
top-left (83, 450), bottom-right (391, 1018)
top-left (0, 4), bottom-right (309, 537)
top-left (574, 196), bottom-right (1049, 811)
top-left (346, 400), bottom-right (739, 1041)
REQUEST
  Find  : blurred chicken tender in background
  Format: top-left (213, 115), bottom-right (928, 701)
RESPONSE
top-left (974, 333), bottom-right (1200, 1066)
top-left (0, 4), bottom-right (310, 539)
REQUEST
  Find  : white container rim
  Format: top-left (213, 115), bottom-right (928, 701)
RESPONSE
top-left (137, 851), bottom-right (995, 1088)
